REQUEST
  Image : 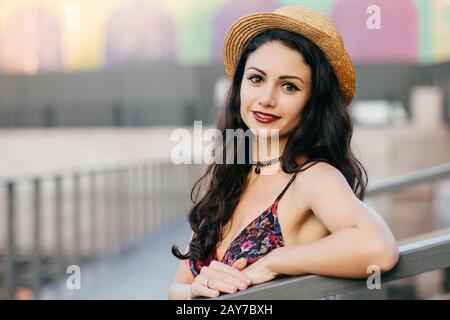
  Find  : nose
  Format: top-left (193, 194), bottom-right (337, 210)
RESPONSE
top-left (257, 84), bottom-right (277, 108)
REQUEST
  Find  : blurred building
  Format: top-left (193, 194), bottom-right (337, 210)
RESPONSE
top-left (0, 0), bottom-right (449, 126)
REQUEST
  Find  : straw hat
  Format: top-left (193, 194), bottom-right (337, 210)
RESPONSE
top-left (223, 6), bottom-right (356, 106)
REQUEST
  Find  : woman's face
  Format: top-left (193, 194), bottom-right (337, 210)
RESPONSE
top-left (240, 41), bottom-right (312, 139)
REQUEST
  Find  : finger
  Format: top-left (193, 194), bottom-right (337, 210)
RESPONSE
top-left (206, 277), bottom-right (239, 294)
top-left (209, 260), bottom-right (252, 285)
top-left (232, 258), bottom-right (252, 285)
top-left (190, 282), bottom-right (220, 299)
top-left (207, 263), bottom-right (250, 290)
top-left (200, 268), bottom-right (244, 292)
top-left (232, 258), bottom-right (248, 270)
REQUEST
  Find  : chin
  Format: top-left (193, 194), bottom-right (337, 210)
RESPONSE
top-left (242, 113), bottom-right (284, 139)
top-left (249, 124), bottom-right (283, 140)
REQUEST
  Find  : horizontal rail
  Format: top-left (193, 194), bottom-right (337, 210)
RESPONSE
top-left (212, 233), bottom-right (450, 300)
top-left (366, 162), bottom-right (450, 196)
top-left (0, 157), bottom-right (173, 184)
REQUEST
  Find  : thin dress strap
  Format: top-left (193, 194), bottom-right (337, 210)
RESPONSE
top-left (274, 172), bottom-right (298, 203)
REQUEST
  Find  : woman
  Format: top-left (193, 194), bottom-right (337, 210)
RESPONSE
top-left (168, 6), bottom-right (399, 300)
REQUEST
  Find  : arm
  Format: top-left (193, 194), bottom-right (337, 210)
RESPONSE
top-left (168, 258), bottom-right (196, 300)
top-left (168, 232), bottom-right (199, 300)
top-left (266, 163), bottom-right (399, 279)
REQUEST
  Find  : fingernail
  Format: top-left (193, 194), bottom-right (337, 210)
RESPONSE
top-left (246, 279), bottom-right (251, 285)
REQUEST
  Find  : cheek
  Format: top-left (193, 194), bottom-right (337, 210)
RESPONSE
top-left (281, 97), bottom-right (307, 126)
top-left (283, 95), bottom-right (305, 115)
top-left (240, 83), bottom-right (259, 104)
top-left (240, 86), bottom-right (255, 115)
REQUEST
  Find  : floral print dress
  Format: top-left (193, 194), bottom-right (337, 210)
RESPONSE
top-left (189, 172), bottom-right (298, 277)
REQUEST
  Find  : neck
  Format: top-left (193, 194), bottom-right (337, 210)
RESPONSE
top-left (251, 135), bottom-right (287, 174)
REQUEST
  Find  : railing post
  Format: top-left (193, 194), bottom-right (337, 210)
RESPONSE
top-left (171, 164), bottom-right (176, 222)
top-left (115, 169), bottom-right (122, 250)
top-left (161, 163), bottom-right (167, 226)
top-left (107, 169), bottom-right (115, 251)
top-left (160, 162), bottom-right (165, 229)
top-left (54, 175), bottom-right (64, 277)
top-left (107, 169), bottom-right (116, 252)
top-left (153, 163), bottom-right (161, 231)
top-left (128, 167), bottom-right (134, 242)
top-left (103, 170), bottom-right (110, 252)
top-left (138, 166), bottom-right (143, 238)
top-left (89, 171), bottom-right (97, 257)
top-left (125, 168), bottom-right (131, 245)
top-left (132, 166), bottom-right (139, 240)
top-left (142, 164), bottom-right (149, 235)
top-left (73, 172), bottom-right (81, 266)
top-left (180, 164), bottom-right (187, 217)
top-left (186, 164), bottom-right (193, 211)
top-left (119, 168), bottom-right (127, 249)
top-left (136, 165), bottom-right (142, 237)
top-left (166, 163), bottom-right (171, 223)
top-left (6, 181), bottom-right (17, 300)
top-left (32, 178), bottom-right (42, 299)
top-left (149, 163), bottom-right (156, 233)
top-left (173, 165), bottom-right (178, 219)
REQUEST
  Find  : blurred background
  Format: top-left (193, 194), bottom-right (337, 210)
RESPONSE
top-left (0, 0), bottom-right (449, 300)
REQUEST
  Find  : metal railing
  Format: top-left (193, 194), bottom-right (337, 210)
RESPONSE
top-left (0, 160), bottom-right (201, 300)
top-left (214, 162), bottom-right (450, 300)
top-left (366, 162), bottom-right (450, 197)
top-left (211, 232), bottom-right (450, 300)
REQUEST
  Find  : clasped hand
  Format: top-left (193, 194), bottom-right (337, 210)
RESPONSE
top-left (190, 255), bottom-right (277, 299)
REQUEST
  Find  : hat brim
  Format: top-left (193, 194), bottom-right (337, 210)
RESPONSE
top-left (223, 12), bottom-right (356, 106)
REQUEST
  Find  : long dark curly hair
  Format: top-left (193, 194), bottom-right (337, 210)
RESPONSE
top-left (171, 29), bottom-right (368, 263)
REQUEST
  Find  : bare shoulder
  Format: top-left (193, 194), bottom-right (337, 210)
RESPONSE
top-left (292, 161), bottom-right (358, 214)
top-left (294, 161), bottom-right (350, 191)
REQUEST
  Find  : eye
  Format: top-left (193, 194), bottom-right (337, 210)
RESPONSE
top-left (282, 82), bottom-right (299, 92)
top-left (247, 75), bottom-right (263, 84)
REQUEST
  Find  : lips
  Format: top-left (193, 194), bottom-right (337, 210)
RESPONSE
top-left (252, 111), bottom-right (281, 124)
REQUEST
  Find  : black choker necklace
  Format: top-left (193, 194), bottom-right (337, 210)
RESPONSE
top-left (253, 156), bottom-right (283, 174)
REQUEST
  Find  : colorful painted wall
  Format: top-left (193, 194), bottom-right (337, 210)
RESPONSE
top-left (0, 0), bottom-right (449, 74)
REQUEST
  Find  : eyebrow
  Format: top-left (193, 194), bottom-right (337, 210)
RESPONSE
top-left (246, 66), bottom-right (305, 84)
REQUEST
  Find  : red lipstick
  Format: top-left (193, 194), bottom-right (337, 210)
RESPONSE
top-left (252, 111), bottom-right (281, 124)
